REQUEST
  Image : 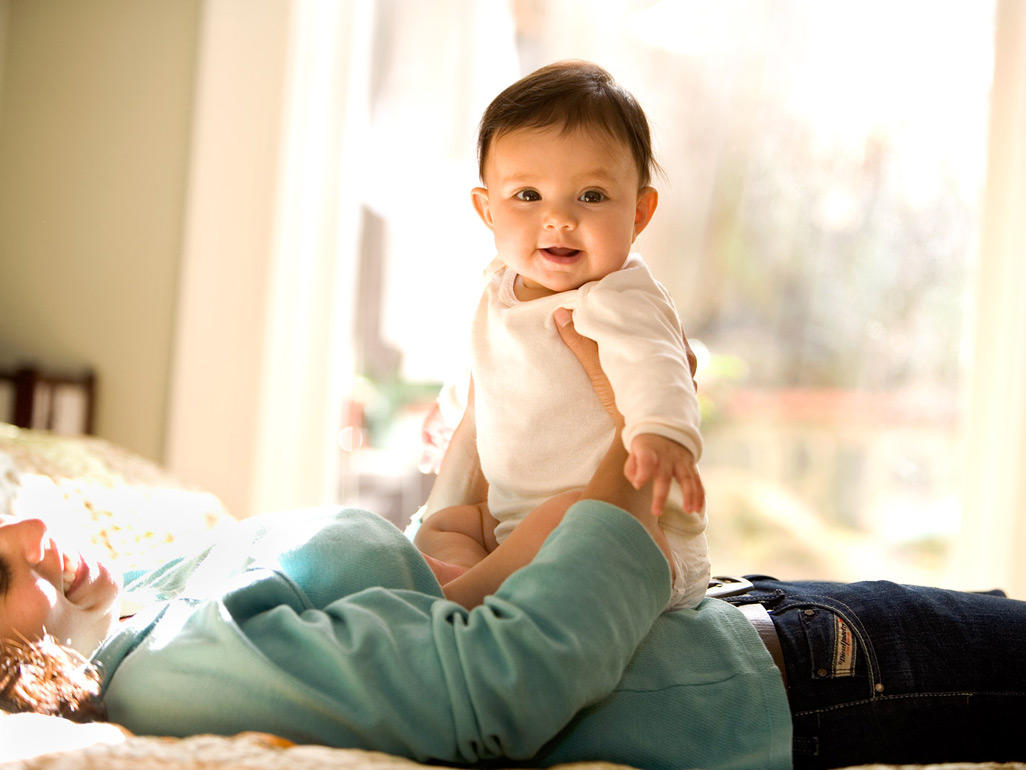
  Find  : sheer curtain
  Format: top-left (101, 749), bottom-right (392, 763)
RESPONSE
top-left (167, 0), bottom-right (518, 518)
top-left (331, 0), bottom-right (1026, 596)
top-left (496, 0), bottom-right (1012, 593)
top-left (169, 1), bottom-right (1026, 598)
top-left (167, 0), bottom-right (373, 518)
top-left (955, 0), bottom-right (1026, 597)
top-left (334, 2), bottom-right (519, 521)
top-left (359, 0), bottom-right (518, 383)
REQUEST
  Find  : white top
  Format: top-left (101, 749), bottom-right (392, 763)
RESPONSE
top-left (414, 254), bottom-right (709, 608)
top-left (472, 254), bottom-right (703, 535)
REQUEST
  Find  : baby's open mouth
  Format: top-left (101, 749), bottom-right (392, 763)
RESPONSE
top-left (542, 247), bottom-right (581, 258)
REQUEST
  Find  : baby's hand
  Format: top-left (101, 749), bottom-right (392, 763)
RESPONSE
top-left (625, 434), bottom-right (705, 517)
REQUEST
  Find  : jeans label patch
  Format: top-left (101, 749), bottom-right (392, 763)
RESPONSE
top-left (832, 614), bottom-right (856, 677)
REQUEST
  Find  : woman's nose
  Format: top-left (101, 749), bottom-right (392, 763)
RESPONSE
top-left (5, 518), bottom-right (49, 564)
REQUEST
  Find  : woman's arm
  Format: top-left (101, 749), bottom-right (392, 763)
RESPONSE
top-left (102, 502), bottom-right (671, 764)
top-left (441, 308), bottom-right (668, 608)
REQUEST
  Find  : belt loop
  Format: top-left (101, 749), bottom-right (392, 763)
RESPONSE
top-left (737, 602), bottom-right (788, 690)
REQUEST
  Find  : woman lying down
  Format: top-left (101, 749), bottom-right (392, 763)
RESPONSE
top-left (1, 316), bottom-right (1025, 770)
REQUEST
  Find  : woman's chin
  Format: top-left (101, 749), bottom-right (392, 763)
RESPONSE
top-left (67, 594), bottom-right (122, 656)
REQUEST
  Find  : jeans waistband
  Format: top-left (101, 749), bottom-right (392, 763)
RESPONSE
top-left (707, 576), bottom-right (789, 690)
top-left (737, 601), bottom-right (788, 690)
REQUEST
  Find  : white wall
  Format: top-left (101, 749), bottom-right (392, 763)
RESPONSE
top-left (166, 0), bottom-right (368, 518)
top-left (0, 0), bottom-right (200, 462)
top-left (0, 0), bottom-right (365, 518)
top-left (162, 0), bottom-right (291, 519)
top-left (956, 0), bottom-right (1026, 598)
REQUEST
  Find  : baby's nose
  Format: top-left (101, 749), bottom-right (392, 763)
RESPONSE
top-left (544, 205), bottom-right (577, 230)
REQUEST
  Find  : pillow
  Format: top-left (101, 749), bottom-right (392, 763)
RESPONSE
top-left (0, 423), bottom-right (234, 571)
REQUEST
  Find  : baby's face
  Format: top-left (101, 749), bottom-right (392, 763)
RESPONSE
top-left (0, 516), bottom-right (121, 655)
top-left (473, 125), bottom-right (657, 299)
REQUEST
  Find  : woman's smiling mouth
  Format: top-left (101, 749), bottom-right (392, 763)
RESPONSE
top-left (61, 551), bottom-right (89, 600)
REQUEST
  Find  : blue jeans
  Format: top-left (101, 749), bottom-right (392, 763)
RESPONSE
top-left (723, 577), bottom-right (1026, 769)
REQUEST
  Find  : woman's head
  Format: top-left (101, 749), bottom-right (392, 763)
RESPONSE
top-left (0, 633), bottom-right (105, 720)
top-left (0, 516), bottom-right (121, 656)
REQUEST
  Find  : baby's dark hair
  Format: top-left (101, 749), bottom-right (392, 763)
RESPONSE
top-left (477, 60), bottom-right (660, 188)
top-left (0, 633), bottom-right (106, 722)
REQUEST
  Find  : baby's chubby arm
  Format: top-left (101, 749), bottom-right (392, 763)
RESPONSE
top-left (571, 262), bottom-right (704, 518)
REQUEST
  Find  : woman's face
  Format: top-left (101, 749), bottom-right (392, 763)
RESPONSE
top-left (0, 516), bottom-right (121, 654)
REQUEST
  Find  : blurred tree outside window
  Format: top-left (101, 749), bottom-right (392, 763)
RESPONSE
top-left (337, 0), bottom-right (995, 588)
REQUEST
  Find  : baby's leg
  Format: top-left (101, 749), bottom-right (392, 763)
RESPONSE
top-left (660, 503), bottom-right (710, 610)
top-left (414, 502), bottom-right (499, 569)
top-left (421, 552), bottom-right (472, 584)
top-left (441, 489), bottom-right (584, 608)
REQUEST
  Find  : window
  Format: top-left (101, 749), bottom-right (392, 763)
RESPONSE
top-left (337, 0), bottom-right (996, 587)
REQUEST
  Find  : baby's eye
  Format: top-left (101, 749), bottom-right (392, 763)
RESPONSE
top-left (514, 189), bottom-right (541, 202)
top-left (578, 190), bottom-right (606, 203)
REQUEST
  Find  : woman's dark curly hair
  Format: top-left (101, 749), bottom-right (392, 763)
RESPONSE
top-left (0, 633), bottom-right (106, 722)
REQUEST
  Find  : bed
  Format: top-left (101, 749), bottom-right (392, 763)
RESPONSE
top-left (0, 423), bottom-right (1021, 770)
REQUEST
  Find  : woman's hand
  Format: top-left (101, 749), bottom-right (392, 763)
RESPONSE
top-left (552, 308), bottom-right (675, 572)
top-left (554, 306), bottom-right (705, 517)
top-left (552, 307), bottom-right (623, 427)
top-left (552, 305), bottom-right (699, 412)
top-left (438, 309), bottom-right (677, 607)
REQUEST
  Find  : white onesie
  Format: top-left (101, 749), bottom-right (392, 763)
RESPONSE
top-left (469, 254), bottom-right (709, 609)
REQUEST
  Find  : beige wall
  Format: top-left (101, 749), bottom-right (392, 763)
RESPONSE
top-left (165, 0), bottom-right (364, 519)
top-left (0, 2), bottom-right (9, 122)
top-left (165, 0), bottom-right (292, 517)
top-left (0, 0), bottom-right (200, 461)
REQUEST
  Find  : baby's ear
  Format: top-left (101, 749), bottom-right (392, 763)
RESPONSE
top-left (633, 187), bottom-right (659, 240)
top-left (471, 187), bottom-right (493, 229)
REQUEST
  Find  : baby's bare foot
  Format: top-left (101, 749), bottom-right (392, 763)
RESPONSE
top-left (421, 553), bottom-right (470, 585)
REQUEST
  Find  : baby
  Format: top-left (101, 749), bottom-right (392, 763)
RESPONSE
top-left (414, 61), bottom-right (709, 609)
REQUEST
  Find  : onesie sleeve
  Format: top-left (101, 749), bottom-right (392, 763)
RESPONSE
top-left (573, 260), bottom-right (703, 460)
top-left (99, 503), bottom-right (670, 765)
